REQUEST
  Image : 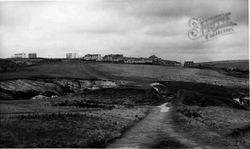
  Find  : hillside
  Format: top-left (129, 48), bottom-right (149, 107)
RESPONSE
top-left (0, 60), bottom-right (249, 148)
top-left (0, 61), bottom-right (248, 88)
top-left (0, 61), bottom-right (248, 102)
top-left (195, 60), bottom-right (249, 70)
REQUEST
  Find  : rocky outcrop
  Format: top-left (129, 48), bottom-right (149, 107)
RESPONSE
top-left (0, 79), bottom-right (118, 100)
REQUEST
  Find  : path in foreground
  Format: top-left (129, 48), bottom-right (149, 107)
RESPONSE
top-left (107, 103), bottom-right (210, 149)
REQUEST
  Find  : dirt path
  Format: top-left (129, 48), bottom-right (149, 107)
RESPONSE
top-left (107, 103), bottom-right (209, 149)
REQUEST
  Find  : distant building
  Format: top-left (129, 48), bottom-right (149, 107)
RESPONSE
top-left (160, 60), bottom-right (182, 66)
top-left (102, 55), bottom-right (112, 61)
top-left (172, 61), bottom-right (182, 66)
top-left (124, 57), bottom-right (136, 64)
top-left (102, 54), bottom-right (124, 62)
top-left (124, 57), bottom-right (153, 64)
top-left (149, 55), bottom-right (159, 60)
top-left (84, 54), bottom-right (101, 61)
top-left (66, 53), bottom-right (78, 59)
top-left (14, 53), bottom-right (26, 58)
top-left (184, 61), bottom-right (194, 67)
top-left (28, 53), bottom-right (37, 59)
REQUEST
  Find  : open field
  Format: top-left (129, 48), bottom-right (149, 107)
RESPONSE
top-left (195, 60), bottom-right (249, 78)
top-left (93, 63), bottom-right (249, 88)
top-left (0, 61), bottom-right (248, 88)
top-left (196, 60), bottom-right (249, 70)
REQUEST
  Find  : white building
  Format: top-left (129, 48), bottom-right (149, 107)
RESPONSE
top-left (14, 53), bottom-right (26, 58)
top-left (66, 53), bottom-right (78, 59)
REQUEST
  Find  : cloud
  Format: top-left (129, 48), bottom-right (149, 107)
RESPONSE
top-left (0, 0), bottom-right (248, 62)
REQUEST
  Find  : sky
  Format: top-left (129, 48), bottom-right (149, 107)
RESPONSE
top-left (0, 0), bottom-right (248, 62)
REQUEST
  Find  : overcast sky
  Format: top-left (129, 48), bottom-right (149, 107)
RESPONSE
top-left (0, 0), bottom-right (248, 62)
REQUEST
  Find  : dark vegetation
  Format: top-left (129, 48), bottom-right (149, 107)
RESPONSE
top-left (53, 100), bottom-right (116, 109)
top-left (52, 88), bottom-right (160, 108)
top-left (0, 59), bottom-right (20, 72)
top-left (195, 60), bottom-right (249, 70)
top-left (0, 59), bottom-right (62, 73)
top-left (160, 81), bottom-right (249, 110)
top-left (0, 112), bottom-right (133, 148)
top-left (162, 81), bottom-right (250, 148)
top-left (151, 137), bottom-right (185, 149)
top-left (79, 88), bottom-right (161, 105)
top-left (0, 86), bottom-right (153, 148)
top-left (195, 60), bottom-right (249, 78)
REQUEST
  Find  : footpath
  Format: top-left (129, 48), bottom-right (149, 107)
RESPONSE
top-left (107, 102), bottom-right (208, 149)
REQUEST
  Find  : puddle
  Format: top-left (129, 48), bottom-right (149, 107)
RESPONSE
top-left (157, 102), bottom-right (170, 112)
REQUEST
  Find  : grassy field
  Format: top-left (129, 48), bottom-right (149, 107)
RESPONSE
top-left (0, 61), bottom-right (247, 88)
top-left (196, 60), bottom-right (249, 70)
top-left (0, 61), bottom-right (103, 80)
top-left (93, 63), bottom-right (249, 88)
top-left (195, 60), bottom-right (249, 78)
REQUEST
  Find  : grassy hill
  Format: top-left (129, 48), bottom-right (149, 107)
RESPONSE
top-left (0, 61), bottom-right (248, 88)
top-left (195, 60), bottom-right (249, 70)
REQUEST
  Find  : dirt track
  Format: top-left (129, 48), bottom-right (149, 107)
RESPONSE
top-left (107, 104), bottom-right (209, 149)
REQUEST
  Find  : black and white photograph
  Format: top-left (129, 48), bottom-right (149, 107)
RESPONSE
top-left (0, 0), bottom-right (249, 148)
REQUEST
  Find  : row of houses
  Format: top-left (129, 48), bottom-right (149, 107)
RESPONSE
top-left (84, 54), bottom-right (102, 61)
top-left (12, 53), bottom-right (37, 59)
top-left (10, 52), bottom-right (192, 67)
top-left (184, 61), bottom-right (194, 67)
top-left (103, 54), bottom-right (123, 62)
top-left (75, 53), bottom-right (182, 66)
top-left (124, 57), bottom-right (153, 64)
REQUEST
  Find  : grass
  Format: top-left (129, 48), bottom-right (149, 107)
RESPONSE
top-left (195, 60), bottom-right (249, 78)
top-left (0, 112), bottom-right (134, 148)
top-left (0, 61), bottom-right (249, 148)
top-left (168, 81), bottom-right (250, 148)
top-left (196, 60), bottom-right (249, 70)
top-left (0, 62), bottom-right (248, 88)
top-left (0, 87), bottom-right (158, 114)
top-left (91, 63), bottom-right (249, 88)
top-left (0, 62), bottom-right (96, 80)
top-left (160, 81), bottom-right (249, 110)
top-left (171, 104), bottom-right (250, 148)
top-left (0, 106), bottom-right (148, 148)
top-left (160, 80), bottom-right (250, 148)
top-left (0, 87), bottom-right (150, 148)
